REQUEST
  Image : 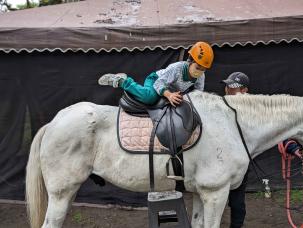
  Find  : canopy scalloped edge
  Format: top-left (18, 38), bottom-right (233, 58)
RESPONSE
top-left (0, 38), bottom-right (302, 53)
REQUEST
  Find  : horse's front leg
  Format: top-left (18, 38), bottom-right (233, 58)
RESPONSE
top-left (197, 184), bottom-right (230, 228)
top-left (192, 193), bottom-right (204, 228)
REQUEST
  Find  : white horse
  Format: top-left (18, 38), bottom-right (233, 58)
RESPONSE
top-left (25, 91), bottom-right (303, 228)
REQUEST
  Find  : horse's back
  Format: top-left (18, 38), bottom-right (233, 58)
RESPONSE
top-left (40, 102), bottom-right (117, 159)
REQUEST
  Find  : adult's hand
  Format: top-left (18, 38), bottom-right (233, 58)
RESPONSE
top-left (163, 90), bottom-right (183, 107)
top-left (294, 150), bottom-right (303, 159)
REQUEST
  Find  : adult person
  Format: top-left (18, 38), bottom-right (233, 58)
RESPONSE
top-left (222, 71), bottom-right (249, 96)
top-left (222, 72), bottom-right (250, 228)
top-left (282, 139), bottom-right (303, 159)
top-left (223, 73), bottom-right (303, 228)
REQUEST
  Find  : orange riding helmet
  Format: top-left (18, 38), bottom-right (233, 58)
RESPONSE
top-left (188, 41), bottom-right (214, 69)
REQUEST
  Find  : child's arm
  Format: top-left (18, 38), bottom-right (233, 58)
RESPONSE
top-left (153, 62), bottom-right (183, 96)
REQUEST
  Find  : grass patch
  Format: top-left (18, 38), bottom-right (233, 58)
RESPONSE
top-left (252, 190), bottom-right (303, 204)
top-left (289, 189), bottom-right (303, 204)
top-left (72, 212), bottom-right (83, 224)
top-left (71, 211), bottom-right (97, 226)
top-left (273, 190), bottom-right (303, 204)
top-left (253, 191), bottom-right (264, 199)
top-left (273, 190), bottom-right (284, 204)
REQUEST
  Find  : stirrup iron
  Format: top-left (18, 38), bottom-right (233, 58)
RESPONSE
top-left (166, 155), bottom-right (184, 180)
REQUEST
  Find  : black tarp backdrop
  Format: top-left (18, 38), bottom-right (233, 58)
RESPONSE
top-left (0, 48), bottom-right (181, 206)
top-left (0, 41), bottom-right (302, 206)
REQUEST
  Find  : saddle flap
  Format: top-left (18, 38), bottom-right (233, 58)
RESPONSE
top-left (150, 101), bottom-right (196, 150)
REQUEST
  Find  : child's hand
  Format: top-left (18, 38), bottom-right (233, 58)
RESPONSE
top-left (163, 91), bottom-right (183, 107)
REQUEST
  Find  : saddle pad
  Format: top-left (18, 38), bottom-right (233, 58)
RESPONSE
top-left (117, 109), bottom-right (201, 154)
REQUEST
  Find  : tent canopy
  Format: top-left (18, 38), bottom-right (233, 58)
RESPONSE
top-left (0, 0), bottom-right (303, 52)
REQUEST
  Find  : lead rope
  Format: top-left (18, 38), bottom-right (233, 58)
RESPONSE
top-left (278, 141), bottom-right (303, 228)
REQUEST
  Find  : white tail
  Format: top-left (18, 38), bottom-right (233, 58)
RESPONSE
top-left (26, 125), bottom-right (48, 228)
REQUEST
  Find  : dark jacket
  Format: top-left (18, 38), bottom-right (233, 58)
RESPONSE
top-left (283, 139), bottom-right (303, 155)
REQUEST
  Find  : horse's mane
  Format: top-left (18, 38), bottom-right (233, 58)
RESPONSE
top-left (190, 91), bottom-right (303, 126)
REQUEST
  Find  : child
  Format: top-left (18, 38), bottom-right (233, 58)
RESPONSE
top-left (98, 41), bottom-right (214, 106)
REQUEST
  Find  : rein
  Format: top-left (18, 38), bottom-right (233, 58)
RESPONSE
top-left (278, 141), bottom-right (303, 228)
top-left (222, 96), bottom-right (270, 193)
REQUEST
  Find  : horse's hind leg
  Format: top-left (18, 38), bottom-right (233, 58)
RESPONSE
top-left (41, 163), bottom-right (91, 228)
top-left (40, 149), bottom-right (93, 227)
top-left (42, 183), bottom-right (81, 228)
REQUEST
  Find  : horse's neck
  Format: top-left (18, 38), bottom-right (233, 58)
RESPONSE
top-left (190, 91), bottom-right (303, 158)
top-left (225, 94), bottom-right (303, 158)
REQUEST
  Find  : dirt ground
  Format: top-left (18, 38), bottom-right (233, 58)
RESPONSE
top-left (1, 192), bottom-right (302, 228)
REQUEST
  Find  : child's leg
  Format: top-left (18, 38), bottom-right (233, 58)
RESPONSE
top-left (121, 73), bottom-right (160, 105)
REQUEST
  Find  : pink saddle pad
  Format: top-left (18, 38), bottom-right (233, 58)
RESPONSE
top-left (117, 109), bottom-right (201, 154)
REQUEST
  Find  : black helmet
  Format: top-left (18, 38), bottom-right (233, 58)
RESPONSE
top-left (222, 72), bottom-right (249, 88)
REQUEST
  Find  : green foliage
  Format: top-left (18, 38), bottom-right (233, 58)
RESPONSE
top-left (1, 0), bottom-right (59, 11)
top-left (16, 2), bottom-right (39, 9)
top-left (39, 0), bottom-right (62, 6)
top-left (1, 0), bottom-right (80, 11)
top-left (0, 0), bottom-right (14, 11)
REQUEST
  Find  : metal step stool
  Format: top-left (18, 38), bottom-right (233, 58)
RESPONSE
top-left (148, 191), bottom-right (191, 228)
